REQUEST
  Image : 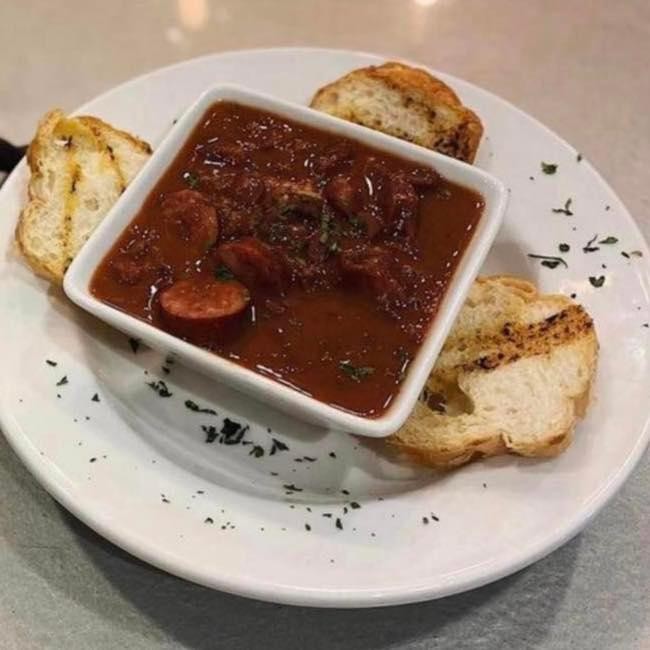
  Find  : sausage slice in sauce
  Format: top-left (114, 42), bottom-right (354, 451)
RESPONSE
top-left (216, 237), bottom-right (287, 291)
top-left (161, 190), bottom-right (219, 254)
top-left (159, 278), bottom-right (249, 344)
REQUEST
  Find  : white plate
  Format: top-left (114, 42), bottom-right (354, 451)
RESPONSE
top-left (1, 48), bottom-right (649, 608)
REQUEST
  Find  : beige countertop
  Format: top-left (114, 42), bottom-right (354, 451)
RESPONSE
top-left (1, 1), bottom-right (649, 648)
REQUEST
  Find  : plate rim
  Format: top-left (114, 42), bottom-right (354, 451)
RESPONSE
top-left (1, 46), bottom-right (650, 608)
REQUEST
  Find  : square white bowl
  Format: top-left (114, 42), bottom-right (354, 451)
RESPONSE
top-left (64, 84), bottom-right (507, 438)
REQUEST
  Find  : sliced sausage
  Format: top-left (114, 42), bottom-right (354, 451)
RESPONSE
top-left (325, 174), bottom-right (385, 238)
top-left (324, 175), bottom-right (363, 218)
top-left (161, 190), bottom-right (219, 253)
top-left (216, 237), bottom-right (288, 291)
top-left (110, 231), bottom-right (160, 285)
top-left (159, 277), bottom-right (250, 344)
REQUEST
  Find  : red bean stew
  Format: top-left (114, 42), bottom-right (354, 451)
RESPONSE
top-left (91, 101), bottom-right (484, 417)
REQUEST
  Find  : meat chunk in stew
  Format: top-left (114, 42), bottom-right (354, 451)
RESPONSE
top-left (159, 277), bottom-right (250, 344)
top-left (216, 237), bottom-right (288, 291)
top-left (161, 190), bottom-right (219, 254)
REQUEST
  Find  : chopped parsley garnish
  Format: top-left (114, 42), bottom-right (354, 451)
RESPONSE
top-left (128, 337), bottom-right (140, 354)
top-left (147, 380), bottom-right (173, 397)
top-left (422, 517), bottom-right (429, 525)
top-left (219, 418), bottom-right (248, 445)
top-left (46, 359), bottom-right (57, 367)
top-left (204, 517), bottom-right (214, 524)
top-left (541, 162), bottom-right (558, 174)
top-left (184, 399), bottom-right (217, 415)
top-left (558, 243), bottom-right (570, 253)
top-left (589, 275), bottom-right (606, 288)
top-left (91, 393), bottom-right (100, 402)
top-left (431, 514), bottom-right (440, 522)
top-left (270, 438), bottom-right (289, 455)
top-left (599, 236), bottom-right (618, 245)
top-left (249, 445), bottom-right (264, 458)
top-left (338, 359), bottom-right (375, 382)
top-left (349, 502), bottom-right (361, 510)
top-left (183, 171), bottom-right (200, 189)
top-left (622, 250), bottom-right (643, 259)
top-left (335, 518), bottom-right (343, 530)
top-left (582, 234), bottom-right (600, 253)
top-left (215, 265), bottom-right (235, 281)
top-left (56, 375), bottom-right (68, 386)
top-left (202, 425), bottom-right (218, 443)
top-left (305, 523), bottom-right (311, 531)
top-left (527, 254), bottom-right (568, 269)
top-left (329, 451), bottom-right (337, 458)
top-left (552, 198), bottom-right (573, 215)
top-left (341, 489), bottom-right (350, 496)
top-left (283, 483), bottom-right (303, 492)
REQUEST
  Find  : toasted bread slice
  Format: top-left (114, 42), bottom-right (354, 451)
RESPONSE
top-left (388, 276), bottom-right (598, 468)
top-left (310, 61), bottom-right (483, 163)
top-left (77, 116), bottom-right (151, 184)
top-left (16, 110), bottom-right (151, 283)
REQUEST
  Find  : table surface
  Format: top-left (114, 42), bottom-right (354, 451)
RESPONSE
top-left (1, 1), bottom-right (649, 648)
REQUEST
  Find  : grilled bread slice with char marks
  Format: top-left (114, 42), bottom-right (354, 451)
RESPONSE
top-left (310, 61), bottom-right (483, 163)
top-left (15, 109), bottom-right (151, 284)
top-left (388, 276), bottom-right (598, 468)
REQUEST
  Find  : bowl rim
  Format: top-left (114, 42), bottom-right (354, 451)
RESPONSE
top-left (63, 83), bottom-right (508, 438)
